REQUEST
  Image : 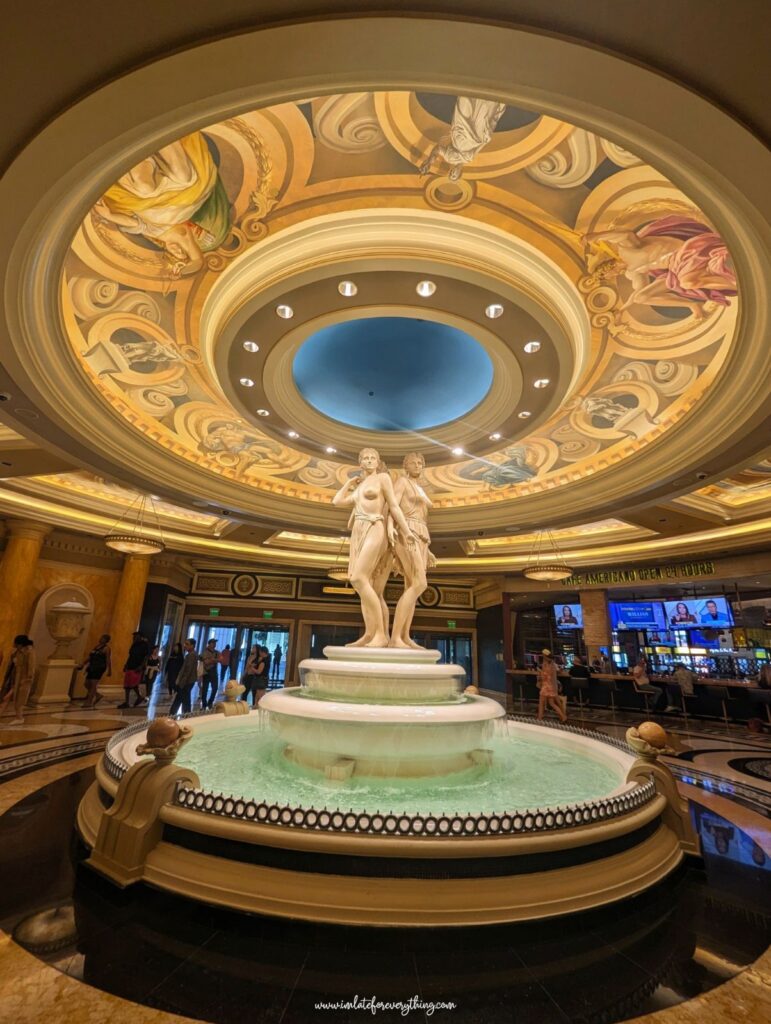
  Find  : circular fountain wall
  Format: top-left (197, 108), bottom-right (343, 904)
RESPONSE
top-left (79, 645), bottom-right (690, 925)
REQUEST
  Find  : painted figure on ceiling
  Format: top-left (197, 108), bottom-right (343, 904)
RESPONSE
top-left (584, 215), bottom-right (737, 322)
top-left (459, 446), bottom-right (537, 489)
top-left (93, 133), bottom-right (232, 277)
top-left (199, 421), bottom-right (280, 460)
top-left (419, 96), bottom-right (506, 180)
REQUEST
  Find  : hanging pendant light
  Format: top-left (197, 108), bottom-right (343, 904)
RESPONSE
top-left (522, 529), bottom-right (573, 581)
top-left (327, 534), bottom-right (351, 582)
top-left (105, 493), bottom-right (165, 556)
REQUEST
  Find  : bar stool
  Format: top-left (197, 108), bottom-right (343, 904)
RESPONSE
top-left (711, 685), bottom-right (733, 728)
top-left (602, 677), bottom-right (619, 713)
top-left (632, 678), bottom-right (652, 715)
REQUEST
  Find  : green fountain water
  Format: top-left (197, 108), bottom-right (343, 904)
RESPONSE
top-left (178, 719), bottom-right (622, 816)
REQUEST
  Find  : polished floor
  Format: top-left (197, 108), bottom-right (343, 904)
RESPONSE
top-left (0, 692), bottom-right (769, 1024)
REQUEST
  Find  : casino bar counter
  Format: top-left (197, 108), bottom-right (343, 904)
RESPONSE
top-left (505, 669), bottom-right (771, 724)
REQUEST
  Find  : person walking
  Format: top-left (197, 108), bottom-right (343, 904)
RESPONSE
top-left (260, 646), bottom-right (272, 694)
top-left (199, 638), bottom-right (220, 709)
top-left (218, 644), bottom-right (231, 685)
top-left (169, 638), bottom-right (199, 716)
top-left (241, 644), bottom-right (263, 707)
top-left (143, 645), bottom-right (161, 699)
top-left (537, 649), bottom-right (567, 723)
top-left (118, 630), bottom-right (150, 708)
top-left (164, 642), bottom-right (184, 697)
top-left (79, 634), bottom-right (112, 708)
top-left (272, 643), bottom-right (283, 682)
top-left (0, 635), bottom-right (36, 725)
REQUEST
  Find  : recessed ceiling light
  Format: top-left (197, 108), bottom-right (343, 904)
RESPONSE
top-left (239, 377), bottom-right (255, 387)
top-left (416, 280), bottom-right (436, 297)
top-left (276, 304), bottom-right (294, 319)
top-left (242, 340), bottom-right (260, 352)
top-left (489, 432), bottom-right (502, 441)
top-left (338, 280), bottom-right (357, 297)
top-left (451, 446), bottom-right (464, 456)
top-left (326, 446), bottom-right (337, 454)
top-left (533, 378), bottom-right (550, 388)
top-left (485, 303), bottom-right (504, 319)
top-left (256, 408), bottom-right (269, 417)
top-left (524, 341), bottom-right (541, 354)
top-left (288, 430), bottom-right (299, 439)
top-left (518, 410), bottom-right (532, 419)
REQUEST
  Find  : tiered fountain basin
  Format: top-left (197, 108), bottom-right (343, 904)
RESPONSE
top-left (261, 647), bottom-right (504, 777)
top-left (78, 703), bottom-right (689, 926)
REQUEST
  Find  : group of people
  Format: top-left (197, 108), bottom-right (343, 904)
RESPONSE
top-left (114, 634), bottom-right (286, 714)
top-left (532, 649), bottom-right (712, 723)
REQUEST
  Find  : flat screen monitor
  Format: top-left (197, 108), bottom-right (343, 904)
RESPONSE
top-left (609, 601), bottom-right (665, 630)
top-left (663, 596), bottom-right (734, 629)
top-left (554, 603), bottom-right (583, 629)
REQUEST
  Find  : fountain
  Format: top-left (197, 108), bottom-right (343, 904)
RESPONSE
top-left (77, 448), bottom-right (697, 925)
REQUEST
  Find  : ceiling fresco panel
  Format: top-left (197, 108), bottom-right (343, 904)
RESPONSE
top-left (59, 90), bottom-right (739, 515)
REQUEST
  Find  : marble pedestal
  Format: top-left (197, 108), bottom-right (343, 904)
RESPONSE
top-left (33, 660), bottom-right (76, 704)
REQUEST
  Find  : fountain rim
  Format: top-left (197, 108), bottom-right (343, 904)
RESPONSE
top-left (101, 712), bottom-right (652, 841)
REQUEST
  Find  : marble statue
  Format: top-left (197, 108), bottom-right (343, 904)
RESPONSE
top-left (389, 452), bottom-right (436, 649)
top-left (332, 448), bottom-right (417, 647)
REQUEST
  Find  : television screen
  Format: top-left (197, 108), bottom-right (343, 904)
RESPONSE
top-left (609, 601), bottom-right (665, 630)
top-left (553, 603), bottom-right (583, 629)
top-left (663, 596), bottom-right (734, 629)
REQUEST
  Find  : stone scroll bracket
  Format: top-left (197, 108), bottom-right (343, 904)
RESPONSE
top-left (626, 759), bottom-right (700, 857)
top-left (87, 759), bottom-right (200, 886)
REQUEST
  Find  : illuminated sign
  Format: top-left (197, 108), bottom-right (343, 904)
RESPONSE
top-left (566, 561), bottom-right (715, 587)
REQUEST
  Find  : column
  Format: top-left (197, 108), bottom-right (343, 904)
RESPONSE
top-left (0, 519), bottom-right (51, 660)
top-left (580, 589), bottom-right (611, 667)
top-left (103, 554), bottom-right (152, 699)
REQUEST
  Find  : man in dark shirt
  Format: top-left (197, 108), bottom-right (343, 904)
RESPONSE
top-left (200, 638), bottom-right (220, 709)
top-left (169, 638), bottom-right (199, 716)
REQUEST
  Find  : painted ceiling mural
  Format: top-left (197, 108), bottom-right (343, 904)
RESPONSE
top-left (62, 92), bottom-right (739, 509)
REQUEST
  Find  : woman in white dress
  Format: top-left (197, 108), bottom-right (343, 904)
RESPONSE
top-left (332, 448), bottom-right (417, 647)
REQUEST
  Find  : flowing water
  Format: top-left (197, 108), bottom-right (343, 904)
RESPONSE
top-left (178, 720), bottom-right (623, 815)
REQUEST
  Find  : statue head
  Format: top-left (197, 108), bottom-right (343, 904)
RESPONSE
top-left (358, 447), bottom-right (384, 473)
top-left (403, 452), bottom-right (425, 477)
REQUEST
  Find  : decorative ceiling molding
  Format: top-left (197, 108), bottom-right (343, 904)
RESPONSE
top-left (0, 18), bottom-right (767, 541)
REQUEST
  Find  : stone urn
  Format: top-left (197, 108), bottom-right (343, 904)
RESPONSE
top-left (46, 600), bottom-right (90, 659)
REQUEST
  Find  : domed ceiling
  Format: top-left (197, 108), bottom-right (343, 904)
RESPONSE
top-left (60, 90), bottom-right (739, 525)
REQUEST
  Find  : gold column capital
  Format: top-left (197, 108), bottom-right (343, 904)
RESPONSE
top-left (4, 519), bottom-right (52, 542)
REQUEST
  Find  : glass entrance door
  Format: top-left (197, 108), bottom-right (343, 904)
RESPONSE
top-left (412, 631), bottom-right (474, 684)
top-left (184, 621), bottom-right (291, 689)
top-left (237, 625), bottom-right (291, 687)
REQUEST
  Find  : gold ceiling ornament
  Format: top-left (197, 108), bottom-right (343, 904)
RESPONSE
top-left (522, 529), bottom-right (573, 581)
top-left (104, 493), bottom-right (165, 556)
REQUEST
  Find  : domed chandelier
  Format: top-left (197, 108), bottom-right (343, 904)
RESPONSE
top-left (522, 529), bottom-right (573, 582)
top-left (104, 493), bottom-right (165, 556)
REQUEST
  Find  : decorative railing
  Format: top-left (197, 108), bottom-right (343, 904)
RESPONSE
top-left (171, 777), bottom-right (656, 838)
top-left (102, 711), bottom-right (657, 838)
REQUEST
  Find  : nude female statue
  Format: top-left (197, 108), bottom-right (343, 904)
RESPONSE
top-left (389, 452), bottom-right (436, 649)
top-left (332, 448), bottom-right (417, 648)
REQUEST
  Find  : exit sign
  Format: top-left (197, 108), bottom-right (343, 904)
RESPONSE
top-left (447, 619), bottom-right (457, 629)
top-left (263, 610), bottom-right (274, 619)
top-left (209, 608), bottom-right (220, 616)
